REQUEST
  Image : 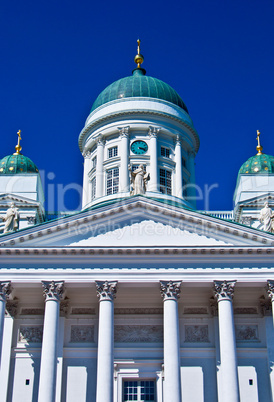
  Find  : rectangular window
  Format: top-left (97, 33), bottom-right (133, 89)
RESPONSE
top-left (92, 156), bottom-right (97, 168)
top-left (108, 146), bottom-right (118, 159)
top-left (107, 168), bottom-right (119, 195)
top-left (91, 177), bottom-right (96, 200)
top-left (161, 147), bottom-right (170, 158)
top-left (182, 157), bottom-right (186, 168)
top-left (123, 380), bottom-right (156, 402)
top-left (160, 168), bottom-right (172, 195)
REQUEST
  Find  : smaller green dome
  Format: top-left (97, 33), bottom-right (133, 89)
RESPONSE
top-left (0, 154), bottom-right (39, 174)
top-left (238, 153), bottom-right (274, 175)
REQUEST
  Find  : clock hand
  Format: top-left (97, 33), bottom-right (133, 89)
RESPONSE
top-left (139, 147), bottom-right (146, 151)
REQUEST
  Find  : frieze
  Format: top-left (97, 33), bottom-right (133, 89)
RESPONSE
top-left (114, 308), bottom-right (163, 315)
top-left (235, 325), bottom-right (259, 341)
top-left (20, 308), bottom-right (44, 315)
top-left (70, 325), bottom-right (94, 343)
top-left (234, 307), bottom-right (258, 315)
top-left (19, 326), bottom-right (43, 343)
top-left (185, 325), bottom-right (209, 343)
top-left (184, 307), bottom-right (208, 315)
top-left (71, 308), bottom-right (95, 315)
top-left (114, 325), bottom-right (163, 343)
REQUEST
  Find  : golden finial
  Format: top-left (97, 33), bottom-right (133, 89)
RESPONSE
top-left (256, 129), bottom-right (263, 155)
top-left (134, 39), bottom-right (144, 68)
top-left (13, 130), bottom-right (22, 155)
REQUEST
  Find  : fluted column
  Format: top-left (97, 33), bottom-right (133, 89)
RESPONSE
top-left (118, 126), bottom-right (130, 192)
top-left (82, 150), bottom-right (92, 208)
top-left (148, 126), bottom-right (160, 192)
top-left (160, 280), bottom-right (182, 402)
top-left (0, 282), bottom-right (11, 368)
top-left (38, 281), bottom-right (64, 402)
top-left (95, 136), bottom-right (105, 198)
top-left (96, 281), bottom-right (117, 402)
top-left (214, 280), bottom-right (240, 402)
top-left (174, 135), bottom-right (183, 198)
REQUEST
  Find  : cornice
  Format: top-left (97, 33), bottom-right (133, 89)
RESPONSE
top-left (78, 109), bottom-right (200, 154)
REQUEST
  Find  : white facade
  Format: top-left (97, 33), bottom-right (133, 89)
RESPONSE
top-left (0, 61), bottom-right (274, 402)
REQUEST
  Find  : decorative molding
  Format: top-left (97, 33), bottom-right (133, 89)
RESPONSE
top-left (70, 325), bottom-right (94, 343)
top-left (148, 126), bottom-right (161, 139)
top-left (20, 308), bottom-right (44, 316)
top-left (234, 307), bottom-right (258, 315)
top-left (118, 126), bottom-right (130, 138)
top-left (213, 280), bottom-right (236, 302)
top-left (114, 325), bottom-right (163, 342)
top-left (41, 280), bottom-right (64, 302)
top-left (19, 325), bottom-right (43, 343)
top-left (114, 308), bottom-right (163, 315)
top-left (26, 216), bottom-right (36, 225)
top-left (184, 307), bottom-right (208, 315)
top-left (96, 281), bottom-right (117, 301)
top-left (160, 281), bottom-right (181, 301)
top-left (71, 307), bottom-right (95, 315)
top-left (5, 298), bottom-right (18, 317)
top-left (174, 134), bottom-right (181, 146)
top-left (209, 297), bottom-right (218, 316)
top-left (235, 325), bottom-right (259, 341)
top-left (0, 281), bottom-right (12, 302)
top-left (185, 325), bottom-right (209, 343)
top-left (240, 217), bottom-right (253, 227)
top-left (83, 150), bottom-right (91, 159)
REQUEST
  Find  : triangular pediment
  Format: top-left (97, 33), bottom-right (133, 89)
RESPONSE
top-left (0, 196), bottom-right (273, 248)
top-left (0, 193), bottom-right (40, 207)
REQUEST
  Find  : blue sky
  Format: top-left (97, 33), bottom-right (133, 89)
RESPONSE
top-left (1, 0), bottom-right (274, 212)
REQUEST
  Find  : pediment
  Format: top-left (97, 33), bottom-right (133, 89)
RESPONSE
top-left (0, 196), bottom-right (273, 248)
top-left (0, 193), bottom-right (40, 207)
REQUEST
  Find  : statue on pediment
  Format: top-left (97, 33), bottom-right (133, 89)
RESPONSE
top-left (128, 164), bottom-right (150, 195)
top-left (3, 203), bottom-right (20, 233)
top-left (259, 202), bottom-right (274, 233)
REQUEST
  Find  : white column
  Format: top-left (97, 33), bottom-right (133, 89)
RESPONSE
top-left (96, 281), bottom-right (117, 402)
top-left (187, 150), bottom-right (196, 208)
top-left (160, 281), bottom-right (182, 402)
top-left (266, 280), bottom-right (274, 398)
top-left (96, 135), bottom-right (105, 198)
top-left (174, 135), bottom-right (183, 198)
top-left (148, 126), bottom-right (160, 192)
top-left (214, 280), bottom-right (240, 402)
top-left (0, 282), bottom-right (11, 368)
top-left (38, 281), bottom-right (64, 402)
top-left (82, 150), bottom-right (92, 209)
top-left (118, 126), bottom-right (130, 192)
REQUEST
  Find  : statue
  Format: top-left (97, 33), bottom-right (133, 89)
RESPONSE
top-left (3, 203), bottom-right (20, 233)
top-left (259, 202), bottom-right (274, 232)
top-left (128, 164), bottom-right (150, 195)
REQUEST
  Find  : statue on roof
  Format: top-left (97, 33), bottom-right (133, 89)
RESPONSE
top-left (128, 164), bottom-right (150, 195)
top-left (3, 203), bottom-right (20, 233)
top-left (259, 202), bottom-right (274, 233)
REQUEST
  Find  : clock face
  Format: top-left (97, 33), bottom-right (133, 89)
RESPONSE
top-left (131, 140), bottom-right (148, 155)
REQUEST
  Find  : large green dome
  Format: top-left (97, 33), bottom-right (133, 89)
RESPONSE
top-left (91, 68), bottom-right (189, 113)
top-left (238, 153), bottom-right (274, 175)
top-left (0, 154), bottom-right (39, 174)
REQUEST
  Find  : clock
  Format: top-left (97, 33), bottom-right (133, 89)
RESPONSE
top-left (131, 140), bottom-right (148, 155)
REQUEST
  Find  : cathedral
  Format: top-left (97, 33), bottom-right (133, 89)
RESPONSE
top-left (0, 41), bottom-right (274, 402)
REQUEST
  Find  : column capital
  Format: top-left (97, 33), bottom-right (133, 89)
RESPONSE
top-left (96, 281), bottom-right (117, 301)
top-left (0, 281), bottom-right (12, 302)
top-left (118, 126), bottom-right (130, 138)
top-left (174, 134), bottom-right (181, 146)
top-left (42, 281), bottom-right (64, 302)
top-left (214, 280), bottom-right (236, 302)
top-left (96, 135), bottom-right (105, 147)
top-left (83, 150), bottom-right (91, 159)
top-left (267, 280), bottom-right (274, 302)
top-left (160, 281), bottom-right (181, 301)
top-left (148, 126), bottom-right (161, 138)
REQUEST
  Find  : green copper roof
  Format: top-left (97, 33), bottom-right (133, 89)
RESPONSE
top-left (238, 153), bottom-right (274, 175)
top-left (91, 68), bottom-right (189, 113)
top-left (0, 154), bottom-right (39, 174)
